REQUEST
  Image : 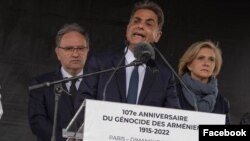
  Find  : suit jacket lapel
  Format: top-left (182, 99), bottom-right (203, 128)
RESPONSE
top-left (112, 50), bottom-right (127, 102)
top-left (138, 67), bottom-right (155, 104)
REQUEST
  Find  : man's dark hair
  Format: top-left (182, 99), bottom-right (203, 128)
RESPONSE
top-left (130, 0), bottom-right (164, 30)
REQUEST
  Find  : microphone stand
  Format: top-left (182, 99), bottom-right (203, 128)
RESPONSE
top-left (153, 46), bottom-right (198, 111)
top-left (29, 60), bottom-right (143, 141)
top-left (102, 48), bottom-right (128, 101)
top-left (29, 61), bottom-right (143, 91)
top-left (51, 84), bottom-right (63, 141)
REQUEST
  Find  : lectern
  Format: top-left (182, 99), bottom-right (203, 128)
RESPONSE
top-left (63, 100), bottom-right (85, 140)
top-left (63, 99), bottom-right (225, 141)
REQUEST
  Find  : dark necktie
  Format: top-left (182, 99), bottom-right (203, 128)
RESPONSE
top-left (69, 79), bottom-right (77, 99)
top-left (127, 66), bottom-right (139, 104)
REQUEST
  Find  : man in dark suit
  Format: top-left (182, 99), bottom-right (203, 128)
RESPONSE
top-left (28, 23), bottom-right (90, 141)
top-left (76, 1), bottom-right (180, 108)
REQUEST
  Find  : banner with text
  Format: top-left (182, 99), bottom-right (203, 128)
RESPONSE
top-left (83, 99), bottom-right (225, 141)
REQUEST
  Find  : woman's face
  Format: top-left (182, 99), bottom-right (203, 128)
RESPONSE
top-left (187, 47), bottom-right (216, 84)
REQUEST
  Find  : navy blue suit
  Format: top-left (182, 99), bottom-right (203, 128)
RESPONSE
top-left (28, 69), bottom-right (85, 141)
top-left (76, 48), bottom-right (180, 108)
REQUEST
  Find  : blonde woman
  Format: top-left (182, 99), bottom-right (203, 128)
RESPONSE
top-left (177, 40), bottom-right (230, 124)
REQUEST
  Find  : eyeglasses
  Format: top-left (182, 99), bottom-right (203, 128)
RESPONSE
top-left (58, 46), bottom-right (88, 54)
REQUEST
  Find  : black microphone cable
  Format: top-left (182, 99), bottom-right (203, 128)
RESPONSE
top-left (151, 43), bottom-right (198, 111)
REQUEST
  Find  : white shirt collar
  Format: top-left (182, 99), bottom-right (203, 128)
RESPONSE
top-left (60, 67), bottom-right (83, 79)
top-left (125, 48), bottom-right (136, 64)
top-left (60, 67), bottom-right (83, 90)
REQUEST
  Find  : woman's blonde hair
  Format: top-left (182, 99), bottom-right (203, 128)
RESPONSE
top-left (178, 40), bottom-right (222, 77)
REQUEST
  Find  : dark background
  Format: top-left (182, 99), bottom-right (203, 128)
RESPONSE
top-left (0, 0), bottom-right (250, 140)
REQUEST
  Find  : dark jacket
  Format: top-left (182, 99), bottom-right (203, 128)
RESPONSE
top-left (176, 84), bottom-right (231, 125)
top-left (28, 69), bottom-right (85, 141)
top-left (76, 48), bottom-right (181, 109)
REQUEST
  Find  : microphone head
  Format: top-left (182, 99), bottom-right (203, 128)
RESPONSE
top-left (134, 42), bottom-right (155, 63)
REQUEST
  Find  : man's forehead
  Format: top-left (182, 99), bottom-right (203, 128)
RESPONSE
top-left (132, 9), bottom-right (158, 21)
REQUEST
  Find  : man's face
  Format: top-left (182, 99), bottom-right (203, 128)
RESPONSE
top-left (55, 31), bottom-right (89, 76)
top-left (126, 9), bottom-right (162, 51)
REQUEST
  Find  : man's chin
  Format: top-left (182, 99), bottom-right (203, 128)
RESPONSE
top-left (69, 65), bottom-right (83, 70)
top-left (129, 38), bottom-right (147, 43)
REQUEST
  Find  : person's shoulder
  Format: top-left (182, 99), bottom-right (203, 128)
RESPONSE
top-left (217, 94), bottom-right (230, 106)
top-left (154, 59), bottom-right (173, 75)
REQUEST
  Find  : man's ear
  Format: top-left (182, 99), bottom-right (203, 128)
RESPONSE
top-left (55, 47), bottom-right (60, 60)
top-left (154, 30), bottom-right (162, 43)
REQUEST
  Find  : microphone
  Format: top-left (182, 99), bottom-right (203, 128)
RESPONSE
top-left (134, 42), bottom-right (155, 63)
top-left (102, 42), bottom-right (153, 101)
top-left (134, 42), bottom-right (158, 72)
top-left (151, 44), bottom-right (198, 111)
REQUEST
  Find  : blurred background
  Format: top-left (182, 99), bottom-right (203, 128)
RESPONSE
top-left (0, 0), bottom-right (250, 140)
